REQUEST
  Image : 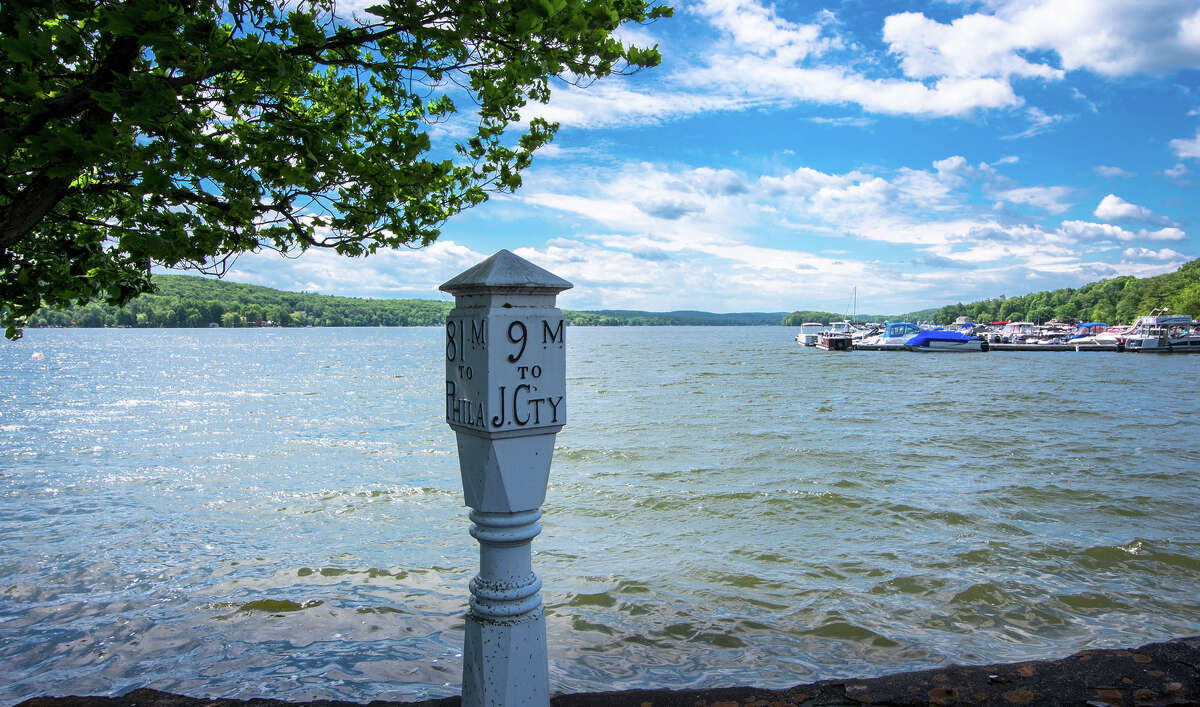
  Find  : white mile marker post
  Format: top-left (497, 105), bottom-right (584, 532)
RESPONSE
top-left (441, 250), bottom-right (572, 707)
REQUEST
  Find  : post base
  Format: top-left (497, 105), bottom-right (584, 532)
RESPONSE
top-left (462, 604), bottom-right (549, 707)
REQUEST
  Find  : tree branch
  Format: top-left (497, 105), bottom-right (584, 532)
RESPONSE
top-left (1, 35), bottom-right (141, 251)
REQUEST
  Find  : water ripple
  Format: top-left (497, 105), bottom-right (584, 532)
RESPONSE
top-left (2, 327), bottom-right (1199, 703)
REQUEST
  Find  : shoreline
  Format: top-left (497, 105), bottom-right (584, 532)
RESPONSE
top-left (17, 635), bottom-right (1200, 706)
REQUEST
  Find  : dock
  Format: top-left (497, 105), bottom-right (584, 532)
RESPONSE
top-left (988, 342), bottom-right (1119, 352)
top-left (853, 342), bottom-right (1121, 352)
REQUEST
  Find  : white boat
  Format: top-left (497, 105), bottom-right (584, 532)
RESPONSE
top-left (858, 322), bottom-right (922, 347)
top-left (1000, 322), bottom-right (1038, 343)
top-left (1120, 312), bottom-right (1200, 353)
top-left (795, 322), bottom-right (824, 346)
top-left (1066, 322), bottom-right (1125, 347)
top-left (904, 329), bottom-right (986, 352)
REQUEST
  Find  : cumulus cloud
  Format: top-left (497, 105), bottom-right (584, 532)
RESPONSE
top-left (1163, 163), bottom-right (1189, 179)
top-left (884, 1), bottom-right (1200, 80)
top-left (1123, 247), bottom-right (1190, 262)
top-left (207, 239), bottom-right (484, 299)
top-left (524, 0), bottom-right (1200, 131)
top-left (1060, 220), bottom-right (1186, 243)
top-left (883, 11), bottom-right (1065, 81)
top-left (1141, 227), bottom-right (1187, 241)
top-left (1170, 129), bottom-right (1200, 159)
top-left (1093, 194), bottom-right (1178, 226)
top-left (497, 148), bottom-right (1195, 313)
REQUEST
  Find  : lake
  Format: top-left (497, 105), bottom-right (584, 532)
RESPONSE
top-left (2, 327), bottom-right (1198, 703)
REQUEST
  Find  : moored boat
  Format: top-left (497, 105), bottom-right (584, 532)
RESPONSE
top-left (795, 322), bottom-right (824, 346)
top-left (858, 321), bottom-right (922, 347)
top-left (1067, 322), bottom-right (1127, 348)
top-left (1120, 312), bottom-right (1200, 352)
top-left (1000, 321), bottom-right (1038, 344)
top-left (904, 329), bottom-right (986, 352)
top-left (816, 331), bottom-right (853, 351)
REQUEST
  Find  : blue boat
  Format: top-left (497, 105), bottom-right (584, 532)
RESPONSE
top-left (904, 329), bottom-right (986, 352)
top-left (860, 322), bottom-right (923, 347)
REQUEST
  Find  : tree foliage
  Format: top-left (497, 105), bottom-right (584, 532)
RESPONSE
top-left (922, 259), bottom-right (1200, 325)
top-left (781, 310), bottom-right (895, 326)
top-left (32, 274), bottom-right (457, 328)
top-left (573, 310), bottom-right (787, 326)
top-left (1, 0), bottom-right (670, 339)
top-left (30, 275), bottom-right (786, 329)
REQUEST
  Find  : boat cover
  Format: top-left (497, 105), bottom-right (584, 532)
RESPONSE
top-left (905, 330), bottom-right (979, 346)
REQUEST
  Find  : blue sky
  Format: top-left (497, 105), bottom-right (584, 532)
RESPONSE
top-left (208, 0), bottom-right (1200, 315)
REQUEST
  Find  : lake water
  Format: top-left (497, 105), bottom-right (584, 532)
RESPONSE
top-left (2, 327), bottom-right (1198, 704)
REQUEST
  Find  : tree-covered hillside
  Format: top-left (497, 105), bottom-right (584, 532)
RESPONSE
top-left (927, 258), bottom-right (1200, 325)
top-left (30, 275), bottom-right (454, 329)
top-left (570, 310), bottom-right (786, 326)
top-left (780, 310), bottom-right (898, 326)
top-left (28, 275), bottom-right (787, 329)
top-left (29, 258), bottom-right (1200, 330)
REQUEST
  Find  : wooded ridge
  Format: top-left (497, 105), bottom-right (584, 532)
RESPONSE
top-left (27, 258), bottom-right (1200, 330)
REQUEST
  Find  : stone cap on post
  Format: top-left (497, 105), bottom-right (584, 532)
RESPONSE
top-left (440, 249), bottom-right (573, 298)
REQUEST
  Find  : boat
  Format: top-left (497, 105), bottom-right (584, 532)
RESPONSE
top-left (858, 321), bottom-right (923, 347)
top-left (1000, 322), bottom-right (1038, 344)
top-left (1067, 322), bottom-right (1109, 341)
top-left (1120, 312), bottom-right (1200, 353)
top-left (816, 331), bottom-right (853, 351)
top-left (825, 320), bottom-right (865, 337)
top-left (1066, 322), bottom-right (1126, 348)
top-left (795, 322), bottom-right (824, 346)
top-left (904, 329), bottom-right (986, 352)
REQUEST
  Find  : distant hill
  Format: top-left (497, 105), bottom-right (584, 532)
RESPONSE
top-left (780, 310), bottom-right (898, 326)
top-left (30, 257), bottom-right (1200, 330)
top-left (568, 309), bottom-right (787, 326)
top-left (29, 275), bottom-right (789, 329)
top-left (31, 274), bottom-right (454, 329)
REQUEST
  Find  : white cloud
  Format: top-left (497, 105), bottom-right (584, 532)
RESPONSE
top-left (1163, 163), bottom-right (1189, 179)
top-left (994, 185), bottom-right (1073, 214)
top-left (696, 0), bottom-right (836, 63)
top-left (883, 11), bottom-right (1066, 81)
top-left (679, 59), bottom-right (1018, 118)
top-left (1094, 165), bottom-right (1134, 178)
top-left (809, 116), bottom-right (873, 127)
top-left (523, 0), bottom-right (1200, 131)
top-left (1059, 219), bottom-right (1135, 242)
top-left (1093, 194), bottom-right (1177, 226)
top-left (206, 240), bottom-right (484, 299)
top-left (1003, 107), bottom-right (1068, 139)
top-left (1123, 247), bottom-right (1190, 262)
top-left (1141, 227), bottom-right (1187, 241)
top-left (1170, 129), bottom-right (1200, 159)
top-left (884, 1), bottom-right (1200, 81)
top-left (1060, 220), bottom-right (1186, 242)
top-left (527, 81), bottom-right (757, 130)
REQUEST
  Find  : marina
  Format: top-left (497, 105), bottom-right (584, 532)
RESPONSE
top-left (799, 310), bottom-right (1200, 353)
